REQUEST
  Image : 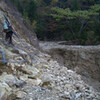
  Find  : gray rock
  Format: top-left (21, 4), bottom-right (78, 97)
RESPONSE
top-left (0, 82), bottom-right (12, 100)
top-left (0, 72), bottom-right (26, 87)
top-left (16, 91), bottom-right (26, 99)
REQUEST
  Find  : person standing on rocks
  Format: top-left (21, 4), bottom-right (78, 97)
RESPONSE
top-left (2, 15), bottom-right (19, 45)
top-left (0, 14), bottom-right (19, 46)
top-left (2, 19), bottom-right (13, 45)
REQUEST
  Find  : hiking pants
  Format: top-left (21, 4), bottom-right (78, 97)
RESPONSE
top-left (5, 31), bottom-right (13, 44)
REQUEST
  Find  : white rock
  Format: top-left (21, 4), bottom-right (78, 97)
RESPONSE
top-left (16, 91), bottom-right (26, 99)
top-left (75, 93), bottom-right (82, 99)
top-left (0, 82), bottom-right (12, 99)
top-left (41, 74), bottom-right (53, 83)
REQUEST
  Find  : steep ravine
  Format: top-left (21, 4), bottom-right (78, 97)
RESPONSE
top-left (0, 1), bottom-right (100, 100)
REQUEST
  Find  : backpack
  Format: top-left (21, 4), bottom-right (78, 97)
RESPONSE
top-left (3, 21), bottom-right (8, 30)
top-left (3, 15), bottom-right (19, 38)
top-left (3, 21), bottom-right (12, 32)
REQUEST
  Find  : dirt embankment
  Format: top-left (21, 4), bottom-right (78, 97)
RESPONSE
top-left (40, 41), bottom-right (100, 91)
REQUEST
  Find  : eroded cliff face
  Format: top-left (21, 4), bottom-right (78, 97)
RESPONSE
top-left (40, 41), bottom-right (100, 91)
top-left (44, 45), bottom-right (100, 80)
top-left (0, 1), bottom-right (100, 100)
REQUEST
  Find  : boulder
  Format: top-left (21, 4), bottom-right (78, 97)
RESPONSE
top-left (41, 73), bottom-right (53, 87)
top-left (41, 73), bottom-right (53, 83)
top-left (16, 91), bottom-right (26, 99)
top-left (0, 82), bottom-right (12, 100)
top-left (21, 66), bottom-right (40, 78)
top-left (0, 72), bottom-right (26, 87)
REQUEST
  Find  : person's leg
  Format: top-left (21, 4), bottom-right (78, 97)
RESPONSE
top-left (5, 32), bottom-right (9, 42)
top-left (9, 32), bottom-right (13, 44)
top-left (8, 31), bottom-right (13, 44)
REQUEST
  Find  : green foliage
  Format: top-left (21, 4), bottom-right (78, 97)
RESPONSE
top-left (51, 5), bottom-right (100, 20)
top-left (72, 0), bottom-right (80, 11)
top-left (96, 0), bottom-right (100, 4)
top-left (36, 23), bottom-right (44, 39)
top-left (51, 4), bottom-right (100, 44)
top-left (11, 0), bottom-right (100, 45)
top-left (11, 0), bottom-right (37, 21)
top-left (79, 31), bottom-right (88, 45)
top-left (43, 0), bottom-right (52, 6)
top-left (64, 32), bottom-right (74, 41)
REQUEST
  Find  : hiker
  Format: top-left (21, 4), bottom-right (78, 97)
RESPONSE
top-left (3, 20), bottom-right (13, 45)
top-left (2, 15), bottom-right (17, 45)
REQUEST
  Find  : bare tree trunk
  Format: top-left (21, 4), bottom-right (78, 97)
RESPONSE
top-left (68, 26), bottom-right (79, 44)
top-left (78, 19), bottom-right (89, 34)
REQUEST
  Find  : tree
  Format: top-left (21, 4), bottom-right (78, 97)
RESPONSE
top-left (72, 0), bottom-right (80, 11)
top-left (51, 4), bottom-right (100, 43)
top-left (11, 0), bottom-right (37, 21)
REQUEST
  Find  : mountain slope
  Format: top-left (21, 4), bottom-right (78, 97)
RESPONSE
top-left (0, 0), bottom-right (100, 100)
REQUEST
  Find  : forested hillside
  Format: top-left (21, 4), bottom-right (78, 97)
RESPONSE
top-left (11, 0), bottom-right (100, 45)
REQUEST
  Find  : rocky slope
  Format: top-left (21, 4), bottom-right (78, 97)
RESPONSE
top-left (0, 1), bottom-right (100, 100)
top-left (0, 39), bottom-right (100, 100)
top-left (40, 41), bottom-right (100, 92)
